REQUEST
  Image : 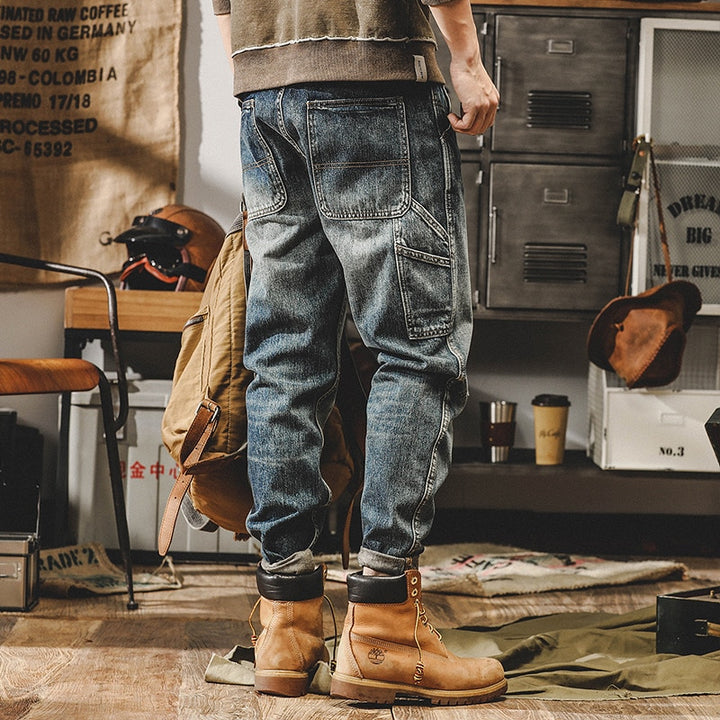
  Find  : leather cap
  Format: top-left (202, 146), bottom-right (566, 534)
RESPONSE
top-left (587, 280), bottom-right (702, 389)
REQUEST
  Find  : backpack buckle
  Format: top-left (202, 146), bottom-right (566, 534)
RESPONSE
top-left (196, 398), bottom-right (220, 425)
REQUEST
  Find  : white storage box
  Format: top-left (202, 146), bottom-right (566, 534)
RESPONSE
top-left (67, 379), bottom-right (257, 556)
top-left (588, 324), bottom-right (720, 472)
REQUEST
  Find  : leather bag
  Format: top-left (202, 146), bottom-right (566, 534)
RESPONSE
top-left (587, 138), bottom-right (702, 389)
top-left (158, 221), bottom-right (358, 557)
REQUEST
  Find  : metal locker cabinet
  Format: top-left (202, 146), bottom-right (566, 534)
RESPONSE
top-left (492, 15), bottom-right (629, 156)
top-left (486, 163), bottom-right (622, 310)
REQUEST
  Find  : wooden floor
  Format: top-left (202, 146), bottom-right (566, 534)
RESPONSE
top-left (2, 553), bottom-right (720, 720)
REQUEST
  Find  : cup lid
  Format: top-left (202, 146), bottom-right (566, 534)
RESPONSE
top-left (532, 394), bottom-right (570, 407)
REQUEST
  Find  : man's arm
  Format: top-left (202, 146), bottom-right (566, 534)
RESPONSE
top-left (216, 11), bottom-right (232, 61)
top-left (428, 0), bottom-right (499, 136)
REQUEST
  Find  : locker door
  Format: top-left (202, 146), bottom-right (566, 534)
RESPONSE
top-left (492, 16), bottom-right (628, 155)
top-left (486, 163), bottom-right (622, 310)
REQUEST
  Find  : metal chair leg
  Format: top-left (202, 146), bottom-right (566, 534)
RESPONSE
top-left (98, 372), bottom-right (138, 610)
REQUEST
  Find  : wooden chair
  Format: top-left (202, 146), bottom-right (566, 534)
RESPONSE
top-left (0, 252), bottom-right (137, 610)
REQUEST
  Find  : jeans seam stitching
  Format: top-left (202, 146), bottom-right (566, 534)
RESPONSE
top-left (275, 87), bottom-right (305, 159)
top-left (410, 381), bottom-right (452, 555)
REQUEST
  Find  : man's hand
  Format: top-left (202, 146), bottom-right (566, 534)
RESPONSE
top-left (448, 51), bottom-right (499, 136)
top-left (430, 0), bottom-right (499, 136)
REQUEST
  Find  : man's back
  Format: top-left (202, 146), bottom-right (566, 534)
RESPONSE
top-left (212, 0), bottom-right (444, 94)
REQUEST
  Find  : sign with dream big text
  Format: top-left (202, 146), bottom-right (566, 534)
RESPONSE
top-left (0, 1), bottom-right (180, 284)
top-left (646, 160), bottom-right (720, 309)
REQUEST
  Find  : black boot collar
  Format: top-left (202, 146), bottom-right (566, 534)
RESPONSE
top-left (256, 564), bottom-right (324, 601)
top-left (346, 571), bottom-right (408, 604)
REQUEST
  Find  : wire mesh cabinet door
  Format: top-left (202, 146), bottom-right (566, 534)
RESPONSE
top-left (633, 18), bottom-right (720, 314)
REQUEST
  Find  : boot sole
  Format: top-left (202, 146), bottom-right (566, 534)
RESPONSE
top-left (330, 673), bottom-right (508, 706)
top-left (254, 669), bottom-right (312, 697)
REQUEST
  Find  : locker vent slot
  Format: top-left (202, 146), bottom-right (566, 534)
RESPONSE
top-left (523, 243), bottom-right (588, 283)
top-left (527, 91), bottom-right (592, 129)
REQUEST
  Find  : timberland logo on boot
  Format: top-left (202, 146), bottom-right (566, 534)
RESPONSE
top-left (367, 647), bottom-right (385, 665)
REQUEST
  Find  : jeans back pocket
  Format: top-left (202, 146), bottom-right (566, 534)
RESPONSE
top-left (308, 97), bottom-right (411, 220)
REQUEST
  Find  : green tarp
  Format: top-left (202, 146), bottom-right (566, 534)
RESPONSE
top-left (444, 607), bottom-right (720, 700)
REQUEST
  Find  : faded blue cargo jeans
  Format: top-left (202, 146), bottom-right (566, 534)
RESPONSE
top-left (240, 81), bottom-right (473, 576)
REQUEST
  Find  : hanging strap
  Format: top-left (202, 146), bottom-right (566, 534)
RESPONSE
top-left (647, 141), bottom-right (674, 283)
top-left (157, 398), bottom-right (220, 556)
top-left (618, 136), bottom-right (674, 294)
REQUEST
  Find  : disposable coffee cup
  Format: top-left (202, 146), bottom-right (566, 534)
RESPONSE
top-left (479, 400), bottom-right (517, 463)
top-left (531, 394), bottom-right (570, 465)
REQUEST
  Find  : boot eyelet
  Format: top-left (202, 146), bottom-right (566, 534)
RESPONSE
top-left (411, 576), bottom-right (418, 585)
top-left (411, 588), bottom-right (418, 597)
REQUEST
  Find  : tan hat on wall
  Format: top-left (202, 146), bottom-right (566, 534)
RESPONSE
top-left (587, 280), bottom-right (702, 389)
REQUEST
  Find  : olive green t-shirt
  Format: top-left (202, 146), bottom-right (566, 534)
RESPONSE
top-left (211, 0), bottom-right (449, 95)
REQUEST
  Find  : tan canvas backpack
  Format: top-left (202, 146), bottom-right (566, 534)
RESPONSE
top-left (158, 220), bottom-right (357, 557)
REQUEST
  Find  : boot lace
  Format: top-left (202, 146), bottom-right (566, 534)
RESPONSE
top-left (324, 594), bottom-right (338, 673)
top-left (246, 593), bottom-right (338, 672)
top-left (410, 574), bottom-right (442, 685)
top-left (248, 596), bottom-right (261, 647)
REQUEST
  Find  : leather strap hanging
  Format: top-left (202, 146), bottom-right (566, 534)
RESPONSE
top-left (648, 139), bottom-right (674, 284)
top-left (619, 135), bottom-right (674, 288)
top-left (158, 399), bottom-right (220, 556)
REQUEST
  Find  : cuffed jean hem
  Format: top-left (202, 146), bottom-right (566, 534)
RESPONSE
top-left (260, 549), bottom-right (317, 575)
top-left (357, 546), bottom-right (419, 575)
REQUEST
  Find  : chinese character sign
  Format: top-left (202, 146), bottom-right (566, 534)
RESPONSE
top-left (0, 1), bottom-right (180, 283)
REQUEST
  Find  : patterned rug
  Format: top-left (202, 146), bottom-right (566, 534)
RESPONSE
top-left (323, 543), bottom-right (688, 597)
top-left (39, 543), bottom-right (182, 596)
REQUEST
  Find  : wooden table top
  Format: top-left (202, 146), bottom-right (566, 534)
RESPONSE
top-left (64, 286), bottom-right (202, 334)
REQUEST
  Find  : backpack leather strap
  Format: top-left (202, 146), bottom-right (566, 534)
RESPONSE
top-left (158, 399), bottom-right (219, 556)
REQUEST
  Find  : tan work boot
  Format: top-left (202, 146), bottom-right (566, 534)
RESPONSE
top-left (330, 569), bottom-right (507, 706)
top-left (249, 565), bottom-right (330, 696)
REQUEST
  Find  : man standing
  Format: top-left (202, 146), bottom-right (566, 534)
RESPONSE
top-left (212, 0), bottom-right (505, 705)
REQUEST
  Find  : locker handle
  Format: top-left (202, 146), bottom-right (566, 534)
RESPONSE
top-left (488, 206), bottom-right (498, 264)
top-left (494, 56), bottom-right (502, 109)
top-left (0, 562), bottom-right (19, 579)
top-left (547, 39), bottom-right (575, 55)
top-left (543, 188), bottom-right (570, 205)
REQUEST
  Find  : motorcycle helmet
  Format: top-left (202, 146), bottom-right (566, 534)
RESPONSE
top-left (114, 204), bottom-right (225, 291)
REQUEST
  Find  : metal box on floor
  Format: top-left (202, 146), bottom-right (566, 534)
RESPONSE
top-left (657, 586), bottom-right (720, 655)
top-left (0, 532), bottom-right (39, 611)
top-left (67, 379), bottom-right (256, 557)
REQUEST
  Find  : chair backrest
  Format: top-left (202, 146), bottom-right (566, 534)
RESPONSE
top-left (0, 253), bottom-right (129, 432)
